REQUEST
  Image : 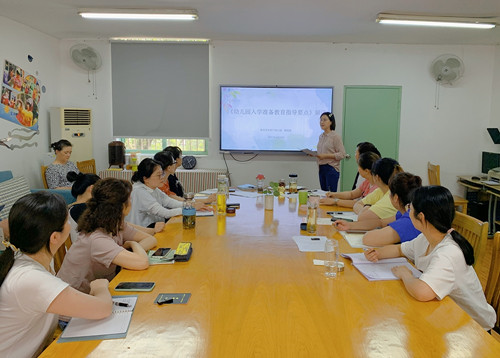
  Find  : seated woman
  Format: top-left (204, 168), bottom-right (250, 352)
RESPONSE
top-left (66, 172), bottom-right (164, 243)
top-left (335, 158), bottom-right (403, 231)
top-left (162, 146), bottom-right (185, 199)
top-left (364, 186), bottom-right (496, 331)
top-left (154, 151), bottom-right (215, 204)
top-left (127, 158), bottom-right (210, 228)
top-left (67, 171), bottom-right (100, 243)
top-left (362, 172), bottom-right (422, 246)
top-left (351, 142), bottom-right (381, 190)
top-left (0, 192), bottom-right (112, 357)
top-left (45, 139), bottom-right (79, 189)
top-left (57, 178), bottom-right (157, 294)
top-left (321, 151), bottom-right (380, 208)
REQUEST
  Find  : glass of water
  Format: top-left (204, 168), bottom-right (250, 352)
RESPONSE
top-left (324, 239), bottom-right (339, 278)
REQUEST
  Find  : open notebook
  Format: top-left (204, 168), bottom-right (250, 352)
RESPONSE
top-left (58, 295), bottom-right (138, 343)
top-left (342, 253), bottom-right (422, 281)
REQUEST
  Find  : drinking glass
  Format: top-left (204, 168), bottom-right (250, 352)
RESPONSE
top-left (324, 239), bottom-right (339, 278)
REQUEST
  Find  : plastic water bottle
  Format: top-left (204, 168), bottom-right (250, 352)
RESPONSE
top-left (182, 192), bottom-right (196, 229)
top-left (324, 239), bottom-right (339, 278)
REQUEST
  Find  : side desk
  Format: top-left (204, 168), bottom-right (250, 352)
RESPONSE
top-left (40, 196), bottom-right (500, 357)
top-left (458, 176), bottom-right (500, 234)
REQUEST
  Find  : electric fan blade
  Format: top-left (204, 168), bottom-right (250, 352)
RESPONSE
top-left (445, 58), bottom-right (461, 69)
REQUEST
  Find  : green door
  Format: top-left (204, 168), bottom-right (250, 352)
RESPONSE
top-left (340, 86), bottom-right (401, 191)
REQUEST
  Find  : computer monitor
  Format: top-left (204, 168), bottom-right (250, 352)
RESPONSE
top-left (481, 151), bottom-right (500, 174)
top-left (487, 128), bottom-right (500, 144)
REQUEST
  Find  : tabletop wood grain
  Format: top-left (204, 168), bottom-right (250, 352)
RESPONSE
top-left (40, 195), bottom-right (500, 357)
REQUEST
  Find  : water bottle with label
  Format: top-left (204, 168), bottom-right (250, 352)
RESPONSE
top-left (182, 192), bottom-right (196, 229)
top-left (217, 176), bottom-right (227, 215)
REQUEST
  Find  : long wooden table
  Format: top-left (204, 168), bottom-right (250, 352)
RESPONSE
top-left (41, 196), bottom-right (500, 357)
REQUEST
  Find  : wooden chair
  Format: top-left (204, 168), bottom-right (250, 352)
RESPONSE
top-left (41, 165), bottom-right (48, 189)
top-left (485, 232), bottom-right (500, 335)
top-left (428, 162), bottom-right (468, 213)
top-left (53, 235), bottom-right (72, 274)
top-left (77, 159), bottom-right (96, 174)
top-left (452, 211), bottom-right (488, 272)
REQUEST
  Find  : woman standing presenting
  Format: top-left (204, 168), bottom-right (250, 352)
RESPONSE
top-left (313, 112), bottom-right (346, 192)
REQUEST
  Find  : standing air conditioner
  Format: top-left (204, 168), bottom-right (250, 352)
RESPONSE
top-left (49, 107), bottom-right (93, 162)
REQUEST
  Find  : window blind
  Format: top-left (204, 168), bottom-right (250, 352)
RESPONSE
top-left (111, 43), bottom-right (209, 138)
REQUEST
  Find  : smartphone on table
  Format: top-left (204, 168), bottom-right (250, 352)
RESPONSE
top-left (115, 282), bottom-right (155, 292)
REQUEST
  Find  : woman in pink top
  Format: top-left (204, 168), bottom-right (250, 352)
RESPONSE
top-left (310, 112), bottom-right (346, 192)
top-left (321, 151), bottom-right (379, 208)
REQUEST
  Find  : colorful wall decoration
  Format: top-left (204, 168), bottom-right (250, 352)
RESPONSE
top-left (1, 60), bottom-right (40, 131)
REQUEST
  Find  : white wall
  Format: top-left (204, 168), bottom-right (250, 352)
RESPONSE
top-left (0, 15), bottom-right (60, 188)
top-left (3, 28), bottom-right (499, 196)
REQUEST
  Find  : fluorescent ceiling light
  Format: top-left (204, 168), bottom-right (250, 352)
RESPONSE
top-left (110, 37), bottom-right (209, 43)
top-left (79, 9), bottom-right (198, 20)
top-left (377, 13), bottom-right (496, 29)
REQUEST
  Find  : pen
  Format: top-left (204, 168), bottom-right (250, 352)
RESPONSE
top-left (113, 301), bottom-right (130, 307)
top-left (311, 237), bottom-right (320, 240)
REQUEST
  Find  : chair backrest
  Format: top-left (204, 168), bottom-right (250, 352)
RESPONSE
top-left (53, 235), bottom-right (72, 274)
top-left (41, 165), bottom-right (48, 189)
top-left (485, 232), bottom-right (500, 334)
top-left (77, 159), bottom-right (96, 174)
top-left (451, 211), bottom-right (488, 269)
top-left (427, 162), bottom-right (441, 186)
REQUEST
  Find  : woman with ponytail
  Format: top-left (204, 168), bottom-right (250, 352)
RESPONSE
top-left (0, 192), bottom-right (112, 357)
top-left (362, 172), bottom-right (422, 246)
top-left (364, 186), bottom-right (496, 331)
top-left (57, 178), bottom-right (157, 294)
top-left (335, 158), bottom-right (403, 231)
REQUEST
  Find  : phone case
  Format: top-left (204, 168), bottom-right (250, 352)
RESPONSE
top-left (115, 282), bottom-right (156, 292)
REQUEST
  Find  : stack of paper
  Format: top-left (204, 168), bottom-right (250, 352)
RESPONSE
top-left (340, 232), bottom-right (373, 249)
top-left (329, 211), bottom-right (358, 222)
top-left (292, 235), bottom-right (327, 252)
top-left (341, 253), bottom-right (422, 281)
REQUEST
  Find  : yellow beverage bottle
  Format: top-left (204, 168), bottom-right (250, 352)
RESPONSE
top-left (217, 192), bottom-right (226, 215)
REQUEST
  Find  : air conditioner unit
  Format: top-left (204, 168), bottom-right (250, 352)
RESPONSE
top-left (49, 107), bottom-right (93, 162)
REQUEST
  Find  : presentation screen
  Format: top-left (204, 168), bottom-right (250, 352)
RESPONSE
top-left (220, 86), bottom-right (333, 152)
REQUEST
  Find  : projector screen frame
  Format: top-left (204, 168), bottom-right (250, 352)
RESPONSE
top-left (219, 85), bottom-right (334, 154)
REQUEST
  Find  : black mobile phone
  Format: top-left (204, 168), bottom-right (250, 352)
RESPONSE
top-left (152, 248), bottom-right (171, 256)
top-left (227, 203), bottom-right (240, 208)
top-left (115, 282), bottom-right (155, 292)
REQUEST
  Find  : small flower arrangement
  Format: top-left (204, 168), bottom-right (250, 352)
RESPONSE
top-left (263, 182), bottom-right (280, 196)
top-left (256, 174), bottom-right (265, 180)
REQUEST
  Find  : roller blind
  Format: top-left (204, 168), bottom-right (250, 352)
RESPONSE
top-left (111, 43), bottom-right (209, 138)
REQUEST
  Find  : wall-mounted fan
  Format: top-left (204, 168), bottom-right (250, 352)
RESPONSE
top-left (70, 44), bottom-right (102, 71)
top-left (430, 54), bottom-right (465, 109)
top-left (431, 54), bottom-right (464, 85)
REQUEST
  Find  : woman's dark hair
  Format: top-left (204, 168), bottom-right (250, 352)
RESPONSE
top-left (153, 151), bottom-right (175, 170)
top-left (411, 186), bottom-right (474, 266)
top-left (357, 152), bottom-right (381, 171)
top-left (357, 142), bottom-right (381, 157)
top-left (67, 171), bottom-right (100, 198)
top-left (77, 178), bottom-right (132, 236)
top-left (320, 112), bottom-right (336, 131)
top-left (389, 172), bottom-right (422, 208)
top-left (371, 157), bottom-right (403, 185)
top-left (0, 192), bottom-right (67, 286)
top-left (163, 146), bottom-right (182, 160)
top-left (50, 139), bottom-right (72, 152)
top-left (131, 158), bottom-right (163, 184)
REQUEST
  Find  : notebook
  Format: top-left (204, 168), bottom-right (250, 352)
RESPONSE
top-left (342, 253), bottom-right (422, 281)
top-left (58, 295), bottom-right (138, 342)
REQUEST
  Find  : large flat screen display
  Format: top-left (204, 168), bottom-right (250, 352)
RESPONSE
top-left (220, 86), bottom-right (333, 152)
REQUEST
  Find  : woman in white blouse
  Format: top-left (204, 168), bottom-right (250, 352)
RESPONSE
top-left (126, 158), bottom-right (210, 228)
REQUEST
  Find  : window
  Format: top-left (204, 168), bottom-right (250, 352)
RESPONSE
top-left (118, 138), bottom-right (207, 155)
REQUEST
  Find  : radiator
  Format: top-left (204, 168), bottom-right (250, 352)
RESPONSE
top-left (98, 169), bottom-right (227, 194)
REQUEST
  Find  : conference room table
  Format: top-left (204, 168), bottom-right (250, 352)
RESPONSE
top-left (41, 195), bottom-right (500, 357)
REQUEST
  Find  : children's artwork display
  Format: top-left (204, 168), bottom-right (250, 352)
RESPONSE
top-left (1, 60), bottom-right (40, 130)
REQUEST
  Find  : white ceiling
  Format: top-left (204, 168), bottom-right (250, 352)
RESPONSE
top-left (1, 0), bottom-right (500, 44)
